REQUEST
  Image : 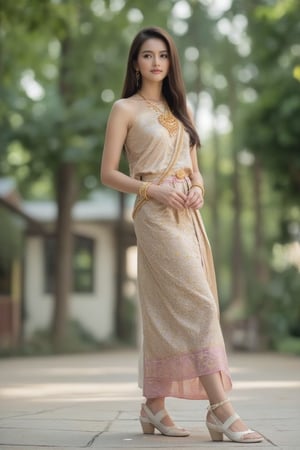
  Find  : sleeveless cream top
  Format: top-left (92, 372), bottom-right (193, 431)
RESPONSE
top-left (124, 98), bottom-right (193, 180)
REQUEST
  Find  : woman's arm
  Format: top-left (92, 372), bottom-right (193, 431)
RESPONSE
top-left (100, 100), bottom-right (143, 195)
top-left (190, 146), bottom-right (204, 187)
top-left (185, 146), bottom-right (205, 209)
top-left (185, 105), bottom-right (205, 209)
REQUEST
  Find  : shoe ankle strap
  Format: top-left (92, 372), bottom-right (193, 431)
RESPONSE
top-left (208, 398), bottom-right (230, 411)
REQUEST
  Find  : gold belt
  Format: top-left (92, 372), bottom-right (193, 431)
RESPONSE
top-left (173, 168), bottom-right (190, 179)
top-left (139, 168), bottom-right (191, 182)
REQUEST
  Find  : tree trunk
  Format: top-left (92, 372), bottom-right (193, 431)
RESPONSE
top-left (115, 191), bottom-right (127, 340)
top-left (211, 125), bottom-right (221, 286)
top-left (52, 162), bottom-right (77, 350)
top-left (253, 158), bottom-right (268, 283)
top-left (248, 158), bottom-right (269, 350)
top-left (231, 149), bottom-right (244, 304)
top-left (226, 67), bottom-right (245, 309)
top-left (51, 34), bottom-right (76, 351)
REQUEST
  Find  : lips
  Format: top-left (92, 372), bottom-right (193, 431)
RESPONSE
top-left (151, 70), bottom-right (162, 74)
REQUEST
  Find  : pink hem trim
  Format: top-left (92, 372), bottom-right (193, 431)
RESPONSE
top-left (143, 346), bottom-right (232, 400)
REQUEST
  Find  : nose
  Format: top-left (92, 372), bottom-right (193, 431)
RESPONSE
top-left (153, 55), bottom-right (160, 66)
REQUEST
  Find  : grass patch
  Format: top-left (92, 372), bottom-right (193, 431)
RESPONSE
top-left (275, 336), bottom-right (300, 356)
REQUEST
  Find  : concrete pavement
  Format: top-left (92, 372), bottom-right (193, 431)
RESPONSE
top-left (0, 349), bottom-right (299, 449)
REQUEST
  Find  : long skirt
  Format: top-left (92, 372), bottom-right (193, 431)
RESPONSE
top-left (134, 178), bottom-right (232, 399)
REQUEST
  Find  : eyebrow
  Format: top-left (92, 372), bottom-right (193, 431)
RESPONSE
top-left (141, 50), bottom-right (168, 53)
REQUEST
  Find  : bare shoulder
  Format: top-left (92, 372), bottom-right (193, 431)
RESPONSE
top-left (112, 97), bottom-right (140, 114)
top-left (110, 97), bottom-right (139, 126)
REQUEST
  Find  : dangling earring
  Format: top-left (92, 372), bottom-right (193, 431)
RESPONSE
top-left (136, 70), bottom-right (141, 89)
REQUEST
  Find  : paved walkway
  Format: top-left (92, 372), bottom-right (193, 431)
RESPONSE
top-left (0, 349), bottom-right (299, 449)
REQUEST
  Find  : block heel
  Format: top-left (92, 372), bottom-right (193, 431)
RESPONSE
top-left (208, 427), bottom-right (223, 441)
top-left (139, 417), bottom-right (155, 434)
top-left (206, 399), bottom-right (263, 444)
top-left (139, 403), bottom-right (190, 437)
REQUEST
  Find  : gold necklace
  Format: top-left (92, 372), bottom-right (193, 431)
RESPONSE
top-left (139, 93), bottom-right (179, 136)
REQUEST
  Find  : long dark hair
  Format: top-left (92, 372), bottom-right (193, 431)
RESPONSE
top-left (121, 27), bottom-right (200, 148)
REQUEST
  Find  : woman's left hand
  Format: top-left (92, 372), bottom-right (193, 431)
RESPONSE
top-left (185, 186), bottom-right (204, 209)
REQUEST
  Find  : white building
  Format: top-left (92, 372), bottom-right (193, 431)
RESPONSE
top-left (0, 178), bottom-right (137, 347)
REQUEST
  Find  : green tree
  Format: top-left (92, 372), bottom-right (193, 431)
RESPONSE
top-left (0, 0), bottom-right (172, 348)
top-left (244, 0), bottom-right (300, 204)
top-left (241, 0), bottom-right (300, 347)
top-left (2, 0), bottom-right (298, 352)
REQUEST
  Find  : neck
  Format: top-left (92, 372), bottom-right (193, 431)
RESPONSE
top-left (139, 82), bottom-right (163, 102)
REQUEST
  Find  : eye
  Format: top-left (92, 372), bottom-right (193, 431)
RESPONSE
top-left (161, 53), bottom-right (168, 59)
top-left (143, 53), bottom-right (152, 59)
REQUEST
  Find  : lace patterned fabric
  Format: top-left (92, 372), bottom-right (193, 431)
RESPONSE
top-left (144, 346), bottom-right (231, 399)
top-left (126, 97), bottom-right (232, 399)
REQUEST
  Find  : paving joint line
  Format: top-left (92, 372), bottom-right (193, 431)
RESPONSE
top-left (86, 410), bottom-right (121, 447)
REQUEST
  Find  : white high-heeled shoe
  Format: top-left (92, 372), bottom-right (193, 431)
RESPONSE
top-left (139, 403), bottom-right (190, 437)
top-left (206, 399), bottom-right (263, 443)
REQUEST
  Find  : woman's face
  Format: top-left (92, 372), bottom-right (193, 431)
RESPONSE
top-left (136, 38), bottom-right (170, 84)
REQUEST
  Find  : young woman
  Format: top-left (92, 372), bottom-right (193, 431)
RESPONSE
top-left (101, 26), bottom-right (263, 444)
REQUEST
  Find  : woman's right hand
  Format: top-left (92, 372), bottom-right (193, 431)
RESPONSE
top-left (148, 184), bottom-right (187, 210)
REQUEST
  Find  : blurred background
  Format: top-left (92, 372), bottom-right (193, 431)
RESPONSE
top-left (0, 0), bottom-right (299, 357)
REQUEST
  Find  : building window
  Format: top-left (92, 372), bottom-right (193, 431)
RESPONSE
top-left (44, 236), bottom-right (94, 294)
top-left (73, 237), bottom-right (94, 293)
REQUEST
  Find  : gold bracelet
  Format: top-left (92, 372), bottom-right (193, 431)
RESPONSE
top-left (144, 182), bottom-right (151, 200)
top-left (191, 183), bottom-right (205, 197)
top-left (138, 182), bottom-right (146, 199)
top-left (139, 182), bottom-right (151, 200)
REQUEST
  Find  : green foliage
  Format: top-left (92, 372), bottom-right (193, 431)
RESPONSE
top-left (13, 320), bottom-right (107, 356)
top-left (0, 0), bottom-right (170, 198)
top-left (248, 265), bottom-right (300, 347)
top-left (0, 318), bottom-right (133, 357)
top-left (0, 0), bottom-right (299, 352)
top-left (0, 207), bottom-right (23, 268)
top-left (276, 337), bottom-right (300, 355)
top-left (244, 0), bottom-right (300, 201)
